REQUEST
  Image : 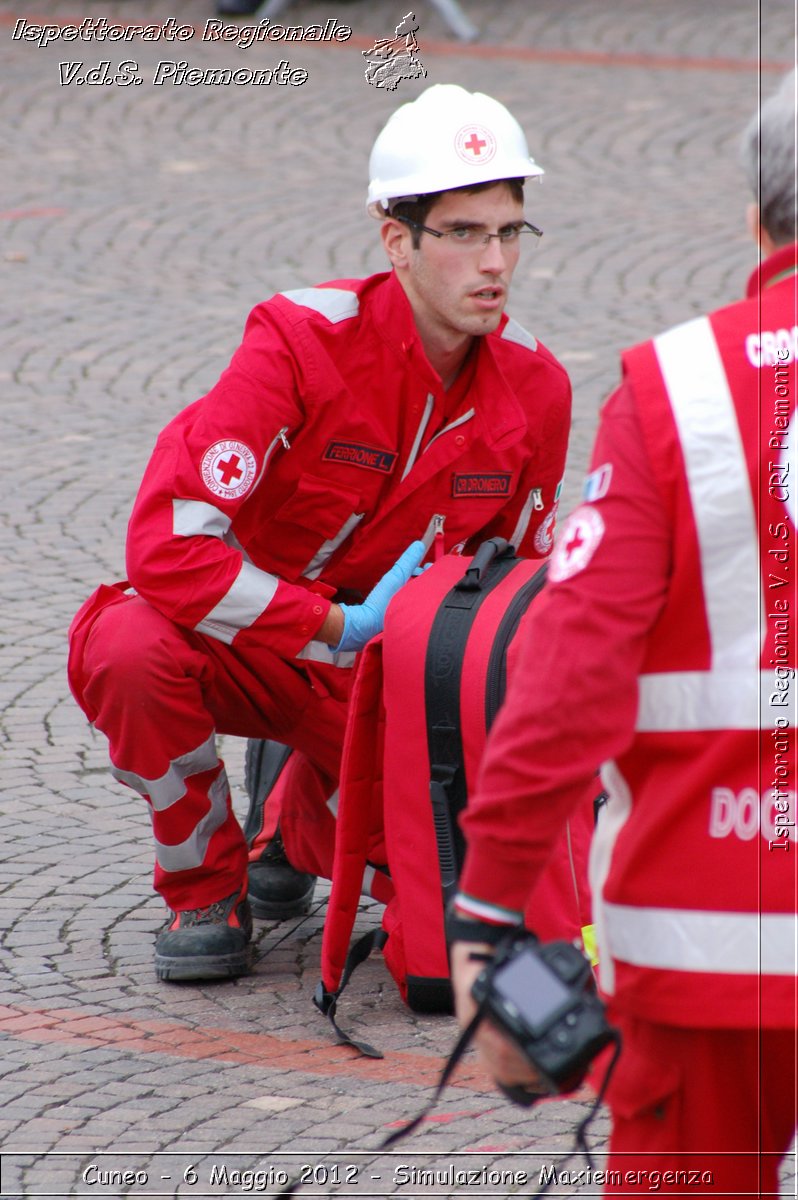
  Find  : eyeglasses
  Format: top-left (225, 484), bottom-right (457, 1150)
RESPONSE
top-left (396, 215), bottom-right (543, 248)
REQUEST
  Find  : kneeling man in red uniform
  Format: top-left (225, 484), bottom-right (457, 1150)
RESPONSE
top-left (67, 85), bottom-right (572, 983)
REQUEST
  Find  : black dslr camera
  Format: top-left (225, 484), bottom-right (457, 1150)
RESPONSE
top-left (471, 931), bottom-right (616, 1097)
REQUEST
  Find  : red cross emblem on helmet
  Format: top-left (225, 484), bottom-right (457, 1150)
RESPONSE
top-left (201, 439), bottom-right (257, 500)
top-left (454, 123), bottom-right (497, 165)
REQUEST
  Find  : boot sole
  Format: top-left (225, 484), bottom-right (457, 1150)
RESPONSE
top-left (154, 948), bottom-right (251, 982)
top-left (248, 884), bottom-right (316, 921)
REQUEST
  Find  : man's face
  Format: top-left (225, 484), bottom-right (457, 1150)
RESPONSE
top-left (396, 183), bottom-right (526, 345)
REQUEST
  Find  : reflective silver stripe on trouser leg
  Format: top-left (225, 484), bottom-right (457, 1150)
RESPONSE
top-left (110, 731), bottom-right (231, 872)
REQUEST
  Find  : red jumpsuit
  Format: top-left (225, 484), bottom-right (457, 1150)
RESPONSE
top-left (68, 269), bottom-right (571, 911)
top-left (457, 244), bottom-right (798, 1196)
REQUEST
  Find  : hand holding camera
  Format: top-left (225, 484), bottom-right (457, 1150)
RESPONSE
top-left (449, 940), bottom-right (548, 1099)
top-left (451, 929), bottom-right (617, 1105)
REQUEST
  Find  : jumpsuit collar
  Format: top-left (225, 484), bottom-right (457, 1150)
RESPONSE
top-left (372, 271), bottom-right (528, 449)
top-left (746, 242), bottom-right (798, 296)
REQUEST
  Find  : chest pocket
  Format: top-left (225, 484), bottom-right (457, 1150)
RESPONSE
top-left (256, 473), bottom-right (364, 581)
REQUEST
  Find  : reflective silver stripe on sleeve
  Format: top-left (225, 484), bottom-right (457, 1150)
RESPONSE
top-left (195, 561), bottom-right (279, 644)
top-left (302, 512), bottom-right (365, 580)
top-left (154, 768), bottom-right (230, 873)
top-left (603, 903), bottom-right (797, 977)
top-left (173, 499), bottom-right (232, 540)
top-left (637, 317), bottom-right (765, 731)
top-left (279, 287), bottom-right (359, 323)
top-left (223, 526), bottom-right (251, 560)
top-left (173, 497), bottom-right (253, 564)
top-left (501, 317), bottom-right (537, 352)
top-left (110, 731), bottom-right (219, 810)
top-left (295, 641), bottom-right (358, 668)
top-left (507, 489), bottom-right (538, 550)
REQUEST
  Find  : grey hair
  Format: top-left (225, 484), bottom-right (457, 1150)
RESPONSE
top-left (740, 69), bottom-right (797, 246)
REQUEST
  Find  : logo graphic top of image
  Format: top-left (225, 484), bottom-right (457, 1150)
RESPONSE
top-left (363, 11), bottom-right (427, 90)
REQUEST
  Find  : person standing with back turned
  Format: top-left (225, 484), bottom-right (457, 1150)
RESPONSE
top-left (449, 70), bottom-right (798, 1197)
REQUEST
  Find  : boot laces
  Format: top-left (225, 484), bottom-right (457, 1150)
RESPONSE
top-left (261, 829), bottom-right (289, 865)
top-left (174, 893), bottom-right (237, 928)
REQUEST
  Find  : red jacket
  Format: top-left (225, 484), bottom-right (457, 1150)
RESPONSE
top-left (126, 270), bottom-right (571, 679)
top-left (459, 245), bottom-right (798, 1029)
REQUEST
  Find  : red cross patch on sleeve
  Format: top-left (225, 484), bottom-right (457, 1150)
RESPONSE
top-left (200, 440), bottom-right (257, 500)
top-left (548, 506), bottom-right (605, 582)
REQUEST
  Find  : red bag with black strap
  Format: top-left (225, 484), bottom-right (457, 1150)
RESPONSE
top-left (316, 539), bottom-right (596, 1043)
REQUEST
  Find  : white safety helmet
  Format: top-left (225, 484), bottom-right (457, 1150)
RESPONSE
top-left (367, 83), bottom-right (543, 214)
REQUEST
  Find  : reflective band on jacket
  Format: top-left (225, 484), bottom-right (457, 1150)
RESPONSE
top-left (171, 501), bottom-right (281, 644)
top-left (173, 498), bottom-right (232, 540)
top-left (501, 317), bottom-right (538, 353)
top-left (195, 560), bottom-right (279, 644)
top-left (603, 903), bottom-right (797, 977)
top-left (637, 317), bottom-right (768, 730)
top-left (279, 286), bottom-right (359, 324)
top-left (638, 669), bottom-right (783, 731)
top-left (507, 489), bottom-right (538, 552)
top-left (295, 641), bottom-right (357, 668)
top-left (302, 512), bottom-right (364, 580)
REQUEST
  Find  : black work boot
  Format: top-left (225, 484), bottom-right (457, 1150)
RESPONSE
top-left (248, 827), bottom-right (316, 920)
top-left (154, 889), bottom-right (252, 982)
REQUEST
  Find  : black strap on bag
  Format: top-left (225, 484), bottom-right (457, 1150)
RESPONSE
top-left (313, 927), bottom-right (387, 1060)
top-left (425, 538), bottom-right (522, 901)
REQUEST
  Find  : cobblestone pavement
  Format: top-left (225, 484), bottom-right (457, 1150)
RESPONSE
top-left (1, 1), bottom-right (796, 1196)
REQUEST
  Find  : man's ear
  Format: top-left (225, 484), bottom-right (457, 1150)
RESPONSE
top-left (381, 218), bottom-right (412, 269)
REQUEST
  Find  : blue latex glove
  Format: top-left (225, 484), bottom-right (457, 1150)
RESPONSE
top-left (333, 540), bottom-right (427, 652)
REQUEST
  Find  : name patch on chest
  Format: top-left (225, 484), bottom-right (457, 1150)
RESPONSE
top-left (452, 472), bottom-right (513, 498)
top-left (323, 440), bottom-right (397, 474)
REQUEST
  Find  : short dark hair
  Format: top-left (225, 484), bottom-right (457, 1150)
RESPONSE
top-left (390, 179), bottom-right (526, 248)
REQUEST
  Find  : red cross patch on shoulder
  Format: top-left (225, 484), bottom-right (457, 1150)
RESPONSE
top-left (548, 506), bottom-right (605, 581)
top-left (201, 440), bottom-right (257, 500)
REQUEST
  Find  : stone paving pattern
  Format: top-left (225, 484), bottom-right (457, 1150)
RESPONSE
top-left (1, 0), bottom-right (796, 1196)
